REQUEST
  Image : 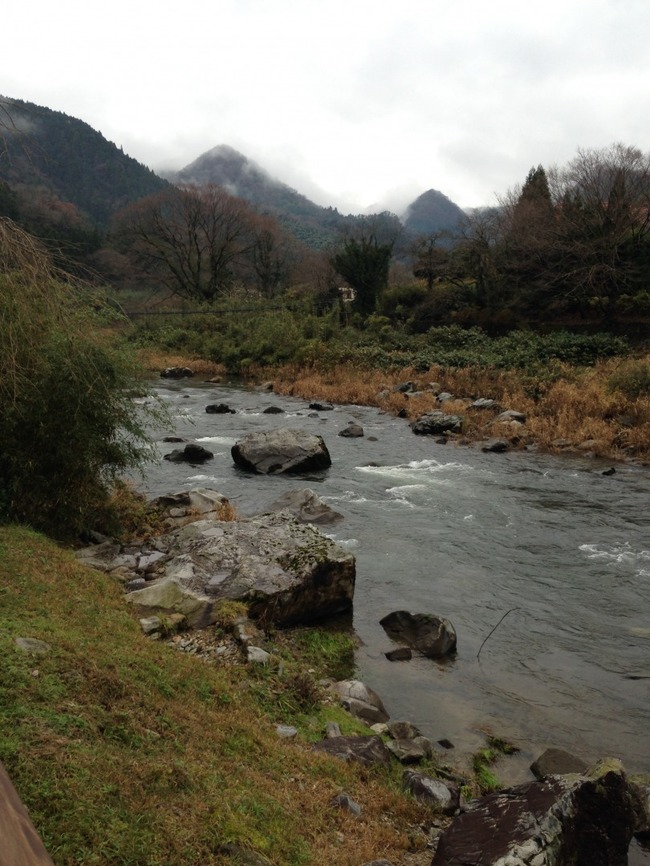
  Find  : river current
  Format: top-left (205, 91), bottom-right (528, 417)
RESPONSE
top-left (136, 378), bottom-right (650, 783)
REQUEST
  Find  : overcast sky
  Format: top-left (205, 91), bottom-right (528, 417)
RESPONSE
top-left (4, 0), bottom-right (649, 214)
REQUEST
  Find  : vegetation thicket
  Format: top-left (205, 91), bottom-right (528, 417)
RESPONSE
top-left (0, 218), bottom-right (162, 540)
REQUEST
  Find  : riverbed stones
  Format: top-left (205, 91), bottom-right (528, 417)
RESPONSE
top-left (125, 511), bottom-right (355, 628)
top-left (160, 366), bottom-right (193, 379)
top-left (231, 428), bottom-right (332, 474)
top-left (432, 760), bottom-right (637, 866)
top-left (379, 610), bottom-right (457, 658)
top-left (386, 736), bottom-right (433, 764)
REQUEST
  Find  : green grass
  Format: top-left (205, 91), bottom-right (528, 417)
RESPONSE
top-left (0, 526), bottom-right (432, 866)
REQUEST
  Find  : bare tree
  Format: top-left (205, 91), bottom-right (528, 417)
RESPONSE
top-left (114, 184), bottom-right (257, 301)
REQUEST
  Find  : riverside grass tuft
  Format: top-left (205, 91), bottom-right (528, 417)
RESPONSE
top-left (0, 525), bottom-right (435, 866)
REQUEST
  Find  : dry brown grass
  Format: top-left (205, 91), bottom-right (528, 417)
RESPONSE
top-left (136, 347), bottom-right (227, 379)
top-left (270, 360), bottom-right (650, 463)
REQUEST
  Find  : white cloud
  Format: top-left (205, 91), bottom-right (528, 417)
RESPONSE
top-left (3, 0), bottom-right (650, 212)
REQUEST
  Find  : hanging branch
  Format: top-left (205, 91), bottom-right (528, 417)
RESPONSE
top-left (476, 608), bottom-right (520, 662)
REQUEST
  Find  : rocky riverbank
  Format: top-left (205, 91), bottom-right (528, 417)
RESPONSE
top-left (74, 481), bottom-right (650, 865)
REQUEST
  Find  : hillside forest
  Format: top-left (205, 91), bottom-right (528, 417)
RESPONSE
top-left (2, 97), bottom-right (650, 336)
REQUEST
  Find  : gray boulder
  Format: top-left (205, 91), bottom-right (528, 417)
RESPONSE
top-left (433, 759), bottom-right (637, 866)
top-left (313, 735), bottom-right (392, 767)
top-left (338, 422), bottom-right (364, 438)
top-left (403, 770), bottom-right (459, 814)
top-left (205, 402), bottom-right (235, 414)
top-left (379, 610), bottom-right (457, 658)
top-left (331, 679), bottom-right (389, 725)
top-left (126, 511), bottom-right (355, 628)
top-left (232, 428), bottom-right (331, 474)
top-left (386, 736), bottom-right (433, 764)
top-left (264, 488), bottom-right (343, 525)
top-left (160, 366), bottom-right (193, 379)
top-left (411, 411), bottom-right (463, 436)
top-left (481, 438), bottom-right (510, 453)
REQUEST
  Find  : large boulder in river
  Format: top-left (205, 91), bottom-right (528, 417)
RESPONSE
top-left (126, 512), bottom-right (354, 628)
top-left (433, 759), bottom-right (638, 866)
top-left (164, 443), bottom-right (214, 464)
top-left (232, 428), bottom-right (331, 475)
top-left (379, 610), bottom-right (457, 658)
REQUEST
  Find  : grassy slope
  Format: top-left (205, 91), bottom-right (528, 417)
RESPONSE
top-left (0, 526), bottom-right (431, 866)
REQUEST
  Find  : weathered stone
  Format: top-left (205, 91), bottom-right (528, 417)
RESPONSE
top-left (387, 720), bottom-right (421, 740)
top-left (379, 610), bottom-right (457, 658)
top-left (530, 747), bottom-right (589, 779)
top-left (276, 725), bottom-right (298, 739)
top-left (338, 422), bottom-right (364, 438)
top-left (246, 646), bottom-right (270, 664)
top-left (386, 736), bottom-right (432, 764)
top-left (403, 770), bottom-right (459, 814)
top-left (432, 761), bottom-right (637, 866)
top-left (263, 405), bottom-right (285, 414)
top-left (411, 411), bottom-right (463, 436)
top-left (472, 398), bottom-right (499, 410)
top-left (217, 844), bottom-right (272, 866)
top-left (139, 616), bottom-right (162, 635)
top-left (332, 679), bottom-right (389, 724)
top-left (308, 402), bottom-right (334, 411)
top-left (232, 428), bottom-right (332, 475)
top-left (325, 722), bottom-right (342, 739)
top-left (15, 637), bottom-right (51, 655)
top-left (126, 512), bottom-right (355, 628)
top-left (331, 792), bottom-right (362, 816)
top-left (436, 391), bottom-right (454, 403)
top-left (313, 735), bottom-right (392, 767)
top-left (163, 443), bottom-right (214, 464)
top-left (263, 488), bottom-right (343, 525)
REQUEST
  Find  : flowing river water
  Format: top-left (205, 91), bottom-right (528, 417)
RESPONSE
top-left (136, 378), bottom-right (650, 792)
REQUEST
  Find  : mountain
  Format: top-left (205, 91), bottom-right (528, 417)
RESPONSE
top-left (402, 189), bottom-right (466, 238)
top-left (0, 97), bottom-right (168, 228)
top-left (167, 145), bottom-right (348, 248)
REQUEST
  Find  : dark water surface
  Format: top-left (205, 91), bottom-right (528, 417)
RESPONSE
top-left (137, 379), bottom-right (650, 783)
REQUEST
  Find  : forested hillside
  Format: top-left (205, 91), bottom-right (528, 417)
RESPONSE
top-left (0, 97), bottom-right (168, 228)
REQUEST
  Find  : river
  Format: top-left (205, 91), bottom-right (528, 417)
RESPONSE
top-left (136, 378), bottom-right (650, 789)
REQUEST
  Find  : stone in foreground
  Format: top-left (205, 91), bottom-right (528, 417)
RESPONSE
top-left (232, 428), bottom-right (332, 474)
top-left (126, 512), bottom-right (354, 628)
top-left (433, 759), bottom-right (637, 866)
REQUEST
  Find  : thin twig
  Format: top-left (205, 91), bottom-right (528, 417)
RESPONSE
top-left (476, 608), bottom-right (520, 662)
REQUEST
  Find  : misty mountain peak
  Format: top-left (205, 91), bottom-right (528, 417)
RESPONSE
top-left (403, 188), bottom-right (466, 236)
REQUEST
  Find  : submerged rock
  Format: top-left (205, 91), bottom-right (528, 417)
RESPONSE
top-left (263, 488), bottom-right (343, 525)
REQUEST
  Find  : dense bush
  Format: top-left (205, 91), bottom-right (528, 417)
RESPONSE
top-left (0, 219), bottom-right (160, 540)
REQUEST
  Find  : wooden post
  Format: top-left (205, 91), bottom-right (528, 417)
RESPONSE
top-left (0, 761), bottom-right (55, 866)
